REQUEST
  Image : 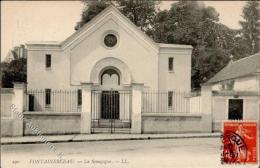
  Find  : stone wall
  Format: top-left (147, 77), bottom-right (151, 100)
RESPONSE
top-left (23, 112), bottom-right (81, 135)
top-left (1, 88), bottom-right (14, 137)
top-left (142, 113), bottom-right (210, 133)
top-left (1, 119), bottom-right (13, 136)
top-left (1, 88), bottom-right (13, 118)
top-left (212, 95), bottom-right (259, 132)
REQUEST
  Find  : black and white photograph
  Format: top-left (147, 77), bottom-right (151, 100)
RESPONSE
top-left (1, 0), bottom-right (260, 167)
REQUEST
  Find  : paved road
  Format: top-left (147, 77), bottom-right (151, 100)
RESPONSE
top-left (1, 137), bottom-right (258, 168)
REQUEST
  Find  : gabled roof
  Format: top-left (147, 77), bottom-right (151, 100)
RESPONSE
top-left (27, 5), bottom-right (158, 51)
top-left (158, 43), bottom-right (193, 49)
top-left (26, 5), bottom-right (192, 51)
top-left (61, 5), bottom-right (158, 50)
top-left (26, 41), bottom-right (60, 45)
top-left (206, 52), bottom-right (260, 84)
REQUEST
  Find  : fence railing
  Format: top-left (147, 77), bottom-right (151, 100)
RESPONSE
top-left (24, 90), bottom-right (81, 112)
top-left (91, 90), bottom-right (132, 133)
top-left (142, 91), bottom-right (201, 113)
top-left (91, 90), bottom-right (131, 121)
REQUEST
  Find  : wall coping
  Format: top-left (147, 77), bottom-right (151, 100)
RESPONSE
top-left (1, 88), bottom-right (14, 94)
top-left (1, 117), bottom-right (13, 120)
top-left (142, 113), bottom-right (202, 117)
top-left (212, 90), bottom-right (259, 96)
top-left (23, 112), bottom-right (81, 116)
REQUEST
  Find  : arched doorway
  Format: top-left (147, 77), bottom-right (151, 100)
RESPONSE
top-left (89, 58), bottom-right (132, 133)
top-left (100, 68), bottom-right (120, 119)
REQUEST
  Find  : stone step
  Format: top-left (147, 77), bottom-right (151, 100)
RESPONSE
top-left (91, 127), bottom-right (131, 134)
top-left (92, 120), bottom-right (131, 128)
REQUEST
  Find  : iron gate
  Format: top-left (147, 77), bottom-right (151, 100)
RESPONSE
top-left (91, 90), bottom-right (131, 133)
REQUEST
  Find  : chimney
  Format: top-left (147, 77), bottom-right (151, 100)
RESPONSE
top-left (228, 54), bottom-right (234, 65)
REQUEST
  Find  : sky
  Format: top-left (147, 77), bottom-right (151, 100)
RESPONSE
top-left (1, 1), bottom-right (246, 61)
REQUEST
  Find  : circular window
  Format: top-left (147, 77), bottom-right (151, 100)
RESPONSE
top-left (104, 34), bottom-right (117, 47)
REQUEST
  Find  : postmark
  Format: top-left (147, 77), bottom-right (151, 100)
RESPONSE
top-left (221, 121), bottom-right (258, 164)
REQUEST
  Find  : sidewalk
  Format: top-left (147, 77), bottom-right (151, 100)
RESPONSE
top-left (1, 132), bottom-right (221, 145)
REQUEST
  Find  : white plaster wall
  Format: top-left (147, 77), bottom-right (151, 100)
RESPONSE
top-left (212, 96), bottom-right (227, 121)
top-left (68, 19), bottom-right (158, 89)
top-left (27, 17), bottom-right (192, 92)
top-left (244, 98), bottom-right (259, 120)
top-left (158, 51), bottom-right (192, 92)
top-left (27, 50), bottom-right (71, 90)
top-left (234, 76), bottom-right (258, 91)
top-left (1, 93), bottom-right (13, 118)
top-left (212, 96), bottom-right (259, 131)
top-left (212, 75), bottom-right (258, 92)
top-left (213, 96), bottom-right (259, 120)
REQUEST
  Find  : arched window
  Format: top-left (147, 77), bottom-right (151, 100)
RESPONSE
top-left (101, 69), bottom-right (120, 86)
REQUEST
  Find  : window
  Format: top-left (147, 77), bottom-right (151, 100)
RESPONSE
top-left (101, 69), bottom-right (120, 85)
top-left (228, 99), bottom-right (243, 120)
top-left (77, 89), bottom-right (82, 106)
top-left (168, 57), bottom-right (174, 71)
top-left (168, 91), bottom-right (173, 108)
top-left (220, 80), bottom-right (235, 90)
top-left (45, 89), bottom-right (51, 105)
top-left (28, 94), bottom-right (34, 111)
top-left (46, 54), bottom-right (51, 68)
top-left (104, 34), bottom-right (117, 47)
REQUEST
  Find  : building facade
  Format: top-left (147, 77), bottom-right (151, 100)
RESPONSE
top-left (27, 6), bottom-right (192, 92)
top-left (205, 53), bottom-right (260, 131)
top-left (8, 5), bottom-right (203, 135)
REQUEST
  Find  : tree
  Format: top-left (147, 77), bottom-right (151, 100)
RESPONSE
top-left (152, 1), bottom-right (222, 46)
top-left (116, 0), bottom-right (159, 32)
top-left (151, 1), bottom-right (235, 89)
top-left (75, 1), bottom-right (241, 90)
top-left (75, 0), bottom-right (159, 33)
top-left (75, 1), bottom-right (112, 30)
top-left (237, 1), bottom-right (260, 58)
top-left (1, 58), bottom-right (27, 88)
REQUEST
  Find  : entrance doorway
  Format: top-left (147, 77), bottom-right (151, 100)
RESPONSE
top-left (228, 99), bottom-right (243, 120)
top-left (91, 67), bottom-right (131, 133)
top-left (101, 91), bottom-right (119, 119)
top-left (100, 68), bottom-right (120, 120)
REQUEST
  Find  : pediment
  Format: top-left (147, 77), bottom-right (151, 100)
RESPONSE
top-left (61, 5), bottom-right (158, 51)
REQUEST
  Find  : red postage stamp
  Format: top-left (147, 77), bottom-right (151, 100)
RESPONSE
top-left (221, 121), bottom-right (258, 164)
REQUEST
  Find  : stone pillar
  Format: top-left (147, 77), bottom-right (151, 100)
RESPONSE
top-left (201, 85), bottom-right (213, 132)
top-left (80, 83), bottom-right (93, 134)
top-left (131, 83), bottom-right (144, 134)
top-left (12, 82), bottom-right (25, 136)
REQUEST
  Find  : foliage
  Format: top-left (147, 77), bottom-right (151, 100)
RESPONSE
top-left (235, 1), bottom-right (260, 59)
top-left (75, 0), bottom-right (159, 33)
top-left (3, 1), bottom-right (257, 90)
top-left (115, 0), bottom-right (159, 32)
top-left (75, 0), bottom-right (112, 30)
top-left (151, 1), bottom-right (235, 89)
top-left (75, 1), bottom-right (247, 90)
top-left (1, 58), bottom-right (27, 88)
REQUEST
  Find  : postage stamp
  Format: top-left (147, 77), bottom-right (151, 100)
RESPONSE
top-left (221, 121), bottom-right (258, 164)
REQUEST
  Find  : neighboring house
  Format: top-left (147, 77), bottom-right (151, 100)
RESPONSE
top-left (5, 44), bottom-right (27, 63)
top-left (205, 52), bottom-right (260, 131)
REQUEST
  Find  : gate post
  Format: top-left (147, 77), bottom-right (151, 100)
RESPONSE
top-left (80, 83), bottom-right (93, 134)
top-left (131, 83), bottom-right (144, 134)
top-left (12, 82), bottom-right (25, 136)
top-left (201, 85), bottom-right (213, 132)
